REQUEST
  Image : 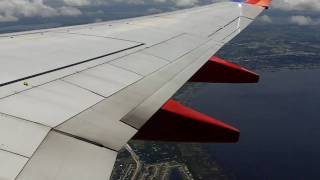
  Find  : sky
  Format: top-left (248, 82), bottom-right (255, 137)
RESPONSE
top-left (0, 0), bottom-right (319, 33)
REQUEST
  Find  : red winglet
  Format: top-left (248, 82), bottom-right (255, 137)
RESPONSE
top-left (133, 100), bottom-right (240, 143)
top-left (189, 56), bottom-right (259, 83)
top-left (246, 0), bottom-right (272, 9)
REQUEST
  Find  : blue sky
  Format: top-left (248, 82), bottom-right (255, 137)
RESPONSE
top-left (0, 0), bottom-right (319, 33)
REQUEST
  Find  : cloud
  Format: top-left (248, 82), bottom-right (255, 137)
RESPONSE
top-left (290, 15), bottom-right (320, 26)
top-left (272, 0), bottom-right (320, 11)
top-left (58, 6), bottom-right (82, 16)
top-left (0, 14), bottom-right (18, 22)
top-left (0, 0), bottom-right (83, 22)
top-left (147, 8), bottom-right (164, 14)
top-left (259, 15), bottom-right (272, 23)
top-left (57, 0), bottom-right (199, 7)
top-left (62, 0), bottom-right (93, 6)
top-left (171, 0), bottom-right (198, 7)
top-left (60, 0), bottom-right (108, 6)
top-left (0, 0), bottom-right (201, 22)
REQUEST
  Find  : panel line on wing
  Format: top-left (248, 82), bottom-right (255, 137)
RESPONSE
top-left (0, 43), bottom-right (145, 88)
top-left (208, 15), bottom-right (253, 38)
top-left (106, 63), bottom-right (145, 77)
top-left (140, 52), bottom-right (172, 63)
top-left (0, 148), bottom-right (29, 159)
top-left (15, 130), bottom-right (51, 179)
top-left (60, 79), bottom-right (108, 98)
top-left (54, 31), bottom-right (146, 44)
top-left (16, 131), bottom-right (118, 180)
top-left (0, 80), bottom-right (105, 127)
top-left (0, 112), bottom-right (51, 128)
top-left (53, 129), bottom-right (118, 152)
top-left (0, 44), bottom-right (146, 100)
top-left (221, 27), bottom-right (242, 42)
top-left (0, 149), bottom-right (29, 180)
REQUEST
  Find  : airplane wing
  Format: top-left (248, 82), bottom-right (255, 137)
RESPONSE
top-left (0, 0), bottom-right (271, 179)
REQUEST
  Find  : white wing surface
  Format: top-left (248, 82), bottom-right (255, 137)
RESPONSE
top-left (0, 1), bottom-right (270, 179)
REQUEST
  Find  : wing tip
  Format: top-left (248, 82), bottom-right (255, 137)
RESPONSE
top-left (245, 0), bottom-right (272, 9)
top-left (233, 0), bottom-right (272, 9)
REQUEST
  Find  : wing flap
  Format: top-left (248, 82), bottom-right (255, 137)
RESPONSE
top-left (0, 150), bottom-right (28, 180)
top-left (0, 114), bottom-right (49, 157)
top-left (0, 80), bottom-right (103, 127)
top-left (17, 131), bottom-right (117, 180)
top-left (63, 63), bottom-right (142, 98)
top-left (143, 34), bottom-right (204, 62)
top-left (110, 52), bottom-right (169, 76)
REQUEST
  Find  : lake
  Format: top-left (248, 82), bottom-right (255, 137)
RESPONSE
top-left (189, 69), bottom-right (320, 179)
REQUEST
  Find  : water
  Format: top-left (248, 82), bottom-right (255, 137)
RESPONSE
top-left (190, 69), bottom-right (320, 179)
top-left (170, 168), bottom-right (185, 180)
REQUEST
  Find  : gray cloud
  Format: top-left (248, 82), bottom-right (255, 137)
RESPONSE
top-left (58, 6), bottom-right (82, 16)
top-left (0, 0), bottom-right (81, 22)
top-left (290, 15), bottom-right (320, 26)
top-left (59, 0), bottom-right (199, 7)
top-left (272, 0), bottom-right (320, 11)
top-left (0, 0), bottom-right (202, 22)
top-left (259, 15), bottom-right (272, 23)
top-left (171, 0), bottom-right (199, 7)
